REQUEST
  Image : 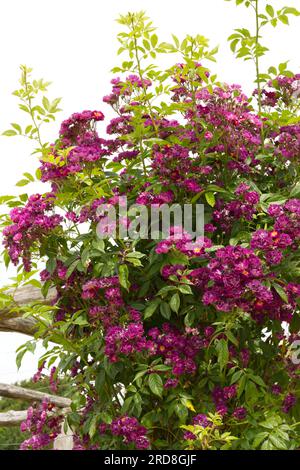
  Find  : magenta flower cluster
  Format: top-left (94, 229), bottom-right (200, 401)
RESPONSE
top-left (3, 193), bottom-right (62, 271)
top-left (104, 322), bottom-right (153, 362)
top-left (213, 183), bottom-right (260, 232)
top-left (202, 246), bottom-right (264, 312)
top-left (20, 400), bottom-right (63, 450)
top-left (155, 226), bottom-right (212, 257)
top-left (100, 415), bottom-right (150, 449)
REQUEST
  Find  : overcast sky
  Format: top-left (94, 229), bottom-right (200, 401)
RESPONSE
top-left (0, 0), bottom-right (299, 384)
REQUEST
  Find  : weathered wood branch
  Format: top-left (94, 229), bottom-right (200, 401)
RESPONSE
top-left (2, 285), bottom-right (57, 318)
top-left (0, 410), bottom-right (28, 427)
top-left (0, 316), bottom-right (38, 335)
top-left (0, 383), bottom-right (71, 408)
top-left (0, 285), bottom-right (56, 335)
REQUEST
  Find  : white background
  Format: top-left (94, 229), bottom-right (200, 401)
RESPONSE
top-left (0, 0), bottom-right (299, 383)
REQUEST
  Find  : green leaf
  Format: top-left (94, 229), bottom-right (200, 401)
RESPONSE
top-left (148, 373), bottom-right (163, 397)
top-left (16, 349), bottom-right (27, 369)
top-left (177, 284), bottom-right (192, 295)
top-left (126, 251), bottom-right (145, 259)
top-left (133, 369), bottom-right (148, 382)
top-left (273, 283), bottom-right (288, 303)
top-left (205, 245), bottom-right (224, 253)
top-left (0, 293), bottom-right (13, 302)
top-left (261, 439), bottom-right (275, 450)
top-left (157, 285), bottom-right (176, 297)
top-left (0, 195), bottom-right (15, 204)
top-left (206, 185), bottom-right (227, 193)
top-left (279, 61), bottom-right (288, 73)
top-left (260, 416), bottom-right (280, 429)
top-left (249, 374), bottom-right (266, 388)
top-left (16, 179), bottom-right (30, 187)
top-left (143, 39), bottom-right (151, 50)
top-left (253, 432), bottom-right (268, 449)
top-left (121, 395), bottom-right (133, 414)
top-left (279, 14), bottom-right (289, 25)
top-left (118, 264), bottom-right (130, 290)
top-left (269, 434), bottom-right (288, 450)
top-left (95, 369), bottom-right (106, 395)
top-left (230, 370), bottom-right (243, 384)
top-left (11, 123), bottom-right (22, 133)
top-left (226, 330), bottom-right (238, 347)
top-left (174, 402), bottom-right (188, 421)
top-left (151, 34), bottom-right (158, 48)
top-left (169, 293), bottom-right (180, 313)
top-left (205, 192), bottom-right (216, 207)
top-left (144, 298), bottom-right (161, 319)
top-left (66, 259), bottom-right (79, 278)
top-left (92, 239), bottom-right (105, 252)
top-left (245, 380), bottom-right (258, 404)
top-left (172, 34), bottom-right (180, 48)
top-left (283, 7), bottom-right (300, 16)
top-left (23, 172), bottom-right (35, 182)
top-left (266, 4), bottom-right (274, 17)
top-left (42, 96), bottom-right (50, 111)
top-left (81, 247), bottom-right (90, 266)
top-left (16, 342), bottom-right (36, 369)
top-left (290, 182), bottom-right (300, 198)
top-left (19, 104), bottom-right (30, 113)
top-left (73, 316), bottom-right (89, 326)
top-left (153, 364), bottom-right (172, 372)
top-left (190, 191), bottom-right (204, 204)
top-left (126, 257), bottom-right (142, 267)
top-left (88, 415), bottom-right (98, 438)
top-left (216, 339), bottom-right (229, 371)
top-left (2, 129), bottom-right (17, 136)
top-left (167, 251), bottom-right (189, 266)
top-left (230, 38), bottom-right (239, 52)
top-left (160, 301), bottom-right (171, 319)
top-left (141, 410), bottom-right (158, 427)
top-left (237, 374), bottom-right (247, 398)
top-left (268, 66), bottom-right (277, 75)
top-left (98, 411), bottom-right (112, 425)
top-left (25, 279), bottom-right (42, 289)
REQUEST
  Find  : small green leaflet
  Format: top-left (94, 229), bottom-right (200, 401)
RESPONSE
top-left (148, 373), bottom-right (163, 397)
top-left (119, 264), bottom-right (130, 290)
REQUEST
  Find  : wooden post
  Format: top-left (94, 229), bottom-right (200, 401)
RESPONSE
top-left (53, 417), bottom-right (74, 450)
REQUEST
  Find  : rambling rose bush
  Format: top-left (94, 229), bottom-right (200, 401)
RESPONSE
top-left (2, 0), bottom-right (300, 450)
